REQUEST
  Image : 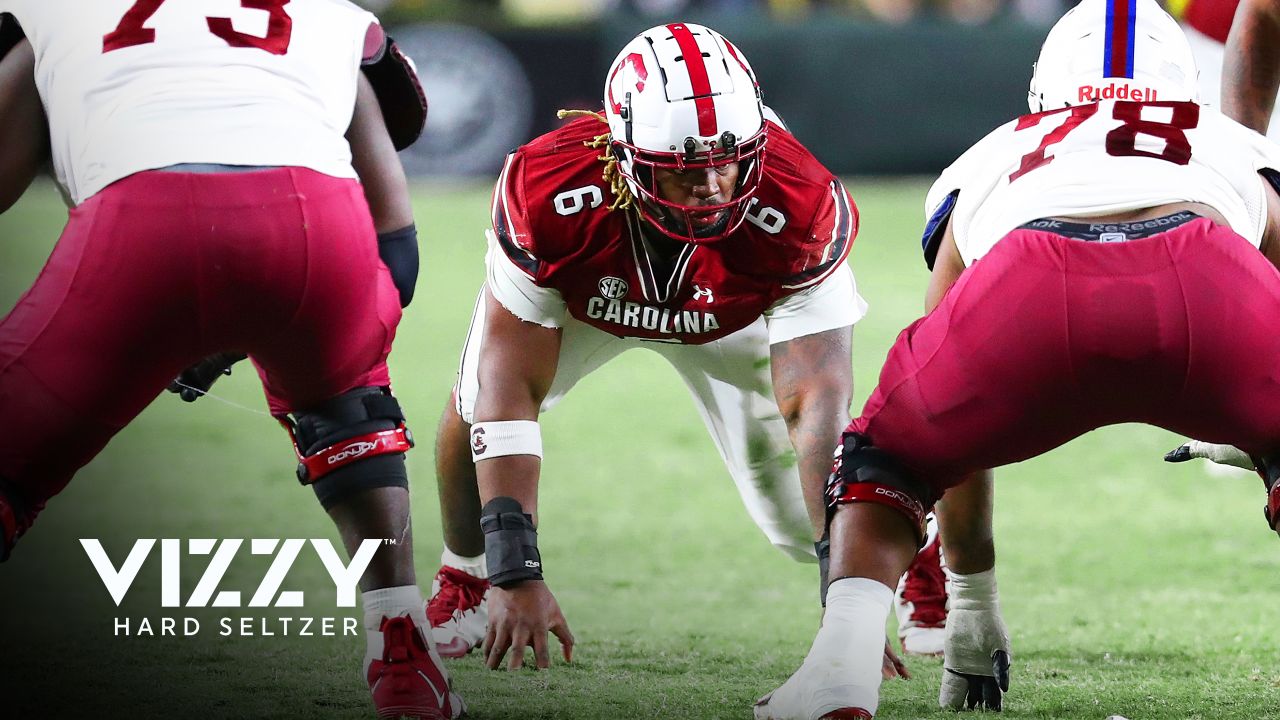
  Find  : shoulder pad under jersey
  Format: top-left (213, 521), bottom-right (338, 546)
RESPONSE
top-left (360, 23), bottom-right (427, 151)
top-left (490, 116), bottom-right (619, 276)
top-left (742, 126), bottom-right (858, 288)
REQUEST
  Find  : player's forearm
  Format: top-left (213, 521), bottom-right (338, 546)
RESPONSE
top-left (471, 290), bottom-right (561, 522)
top-left (771, 328), bottom-right (854, 539)
top-left (471, 386), bottom-right (546, 518)
top-left (475, 455), bottom-right (542, 520)
top-left (789, 405), bottom-right (850, 539)
top-left (1223, 0), bottom-right (1280, 134)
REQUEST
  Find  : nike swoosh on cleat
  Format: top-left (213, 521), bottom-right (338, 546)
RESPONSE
top-left (416, 669), bottom-right (447, 708)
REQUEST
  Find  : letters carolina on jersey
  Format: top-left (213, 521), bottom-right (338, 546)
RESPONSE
top-left (490, 116), bottom-right (858, 344)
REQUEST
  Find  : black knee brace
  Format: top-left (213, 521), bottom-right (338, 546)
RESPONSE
top-left (280, 387), bottom-right (414, 509)
top-left (824, 432), bottom-right (935, 544)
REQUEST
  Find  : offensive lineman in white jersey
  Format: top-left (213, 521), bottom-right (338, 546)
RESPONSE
top-left (0, 2), bottom-right (460, 718)
top-left (757, 0), bottom-right (1280, 717)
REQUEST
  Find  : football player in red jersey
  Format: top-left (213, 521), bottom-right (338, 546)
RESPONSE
top-left (423, 22), bottom-right (946, 673)
top-left (757, 1), bottom-right (1280, 717)
top-left (0, 5), bottom-right (457, 718)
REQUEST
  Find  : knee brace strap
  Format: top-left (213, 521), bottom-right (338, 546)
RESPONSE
top-left (282, 388), bottom-right (415, 485)
top-left (825, 432), bottom-right (931, 542)
top-left (289, 423), bottom-right (413, 485)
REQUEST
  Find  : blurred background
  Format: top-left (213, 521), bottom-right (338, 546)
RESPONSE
top-left (369, 0), bottom-right (1079, 179)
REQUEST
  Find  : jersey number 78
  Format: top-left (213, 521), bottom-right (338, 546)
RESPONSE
top-left (103, 0), bottom-right (292, 55)
top-left (1008, 101), bottom-right (1199, 183)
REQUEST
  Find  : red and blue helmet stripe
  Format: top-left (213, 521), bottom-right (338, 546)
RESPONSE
top-left (1104, 0), bottom-right (1137, 79)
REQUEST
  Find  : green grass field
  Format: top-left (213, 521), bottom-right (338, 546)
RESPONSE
top-left (1, 179), bottom-right (1278, 720)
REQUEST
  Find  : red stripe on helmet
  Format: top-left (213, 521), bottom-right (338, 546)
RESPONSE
top-left (666, 23), bottom-right (717, 136)
top-left (1108, 0), bottom-right (1133, 78)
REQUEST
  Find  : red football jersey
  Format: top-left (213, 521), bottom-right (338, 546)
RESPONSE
top-left (490, 116), bottom-right (857, 344)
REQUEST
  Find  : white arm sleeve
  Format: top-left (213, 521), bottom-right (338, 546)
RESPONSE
top-left (484, 230), bottom-right (567, 328)
top-left (764, 264), bottom-right (868, 345)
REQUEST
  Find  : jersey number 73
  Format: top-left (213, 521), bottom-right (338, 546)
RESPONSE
top-left (103, 0), bottom-right (292, 55)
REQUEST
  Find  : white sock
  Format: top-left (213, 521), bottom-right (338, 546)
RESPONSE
top-left (362, 585), bottom-right (428, 675)
top-left (441, 548), bottom-right (486, 579)
top-left (798, 577), bottom-right (893, 716)
top-left (945, 567), bottom-right (998, 610)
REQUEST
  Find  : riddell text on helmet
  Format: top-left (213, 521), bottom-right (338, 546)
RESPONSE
top-left (1078, 83), bottom-right (1159, 103)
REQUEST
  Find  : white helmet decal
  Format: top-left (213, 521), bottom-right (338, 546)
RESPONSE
top-left (602, 22), bottom-right (767, 244)
top-left (1028, 0), bottom-right (1198, 113)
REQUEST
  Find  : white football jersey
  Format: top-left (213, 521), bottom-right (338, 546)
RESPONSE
top-left (1, 0), bottom-right (375, 205)
top-left (927, 100), bottom-right (1280, 266)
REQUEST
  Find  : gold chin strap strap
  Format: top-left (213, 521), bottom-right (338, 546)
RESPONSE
top-left (556, 109), bottom-right (636, 213)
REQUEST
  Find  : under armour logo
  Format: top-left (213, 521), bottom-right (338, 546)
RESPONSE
top-left (693, 285), bottom-right (714, 303)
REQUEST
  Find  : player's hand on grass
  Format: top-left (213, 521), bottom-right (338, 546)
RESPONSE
top-left (882, 638), bottom-right (911, 680)
top-left (1163, 440), bottom-right (1255, 470)
top-left (166, 351), bottom-right (247, 402)
top-left (483, 579), bottom-right (574, 670)
top-left (939, 605), bottom-right (1011, 711)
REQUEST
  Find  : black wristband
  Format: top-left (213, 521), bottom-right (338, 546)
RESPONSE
top-left (816, 534), bottom-right (831, 607)
top-left (376, 223), bottom-right (419, 308)
top-left (481, 496), bottom-right (543, 588)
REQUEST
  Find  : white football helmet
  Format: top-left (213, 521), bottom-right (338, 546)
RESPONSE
top-left (1028, 0), bottom-right (1198, 113)
top-left (603, 23), bottom-right (767, 243)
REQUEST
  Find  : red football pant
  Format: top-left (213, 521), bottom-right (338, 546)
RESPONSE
top-left (850, 218), bottom-right (1280, 500)
top-left (0, 168), bottom-right (401, 519)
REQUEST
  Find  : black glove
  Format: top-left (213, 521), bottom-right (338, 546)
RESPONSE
top-left (167, 352), bottom-right (247, 402)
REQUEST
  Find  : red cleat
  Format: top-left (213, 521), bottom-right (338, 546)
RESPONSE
top-left (426, 566), bottom-right (490, 659)
top-left (367, 615), bottom-right (465, 720)
top-left (821, 710), bottom-right (873, 720)
top-left (895, 524), bottom-right (948, 656)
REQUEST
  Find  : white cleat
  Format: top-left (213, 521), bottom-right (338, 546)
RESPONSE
top-left (754, 662), bottom-right (877, 720)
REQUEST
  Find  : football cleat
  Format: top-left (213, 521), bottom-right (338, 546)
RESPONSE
top-left (426, 566), bottom-right (490, 658)
top-left (895, 520), bottom-right (948, 656)
top-left (367, 615), bottom-right (465, 720)
top-left (753, 671), bottom-right (876, 720)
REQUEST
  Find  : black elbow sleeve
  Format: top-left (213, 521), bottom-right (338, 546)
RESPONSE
top-left (377, 223), bottom-right (419, 308)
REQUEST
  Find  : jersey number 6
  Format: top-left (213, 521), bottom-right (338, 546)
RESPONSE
top-left (103, 0), bottom-right (293, 55)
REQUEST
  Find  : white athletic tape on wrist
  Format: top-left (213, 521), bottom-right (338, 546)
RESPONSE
top-left (470, 420), bottom-right (542, 462)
